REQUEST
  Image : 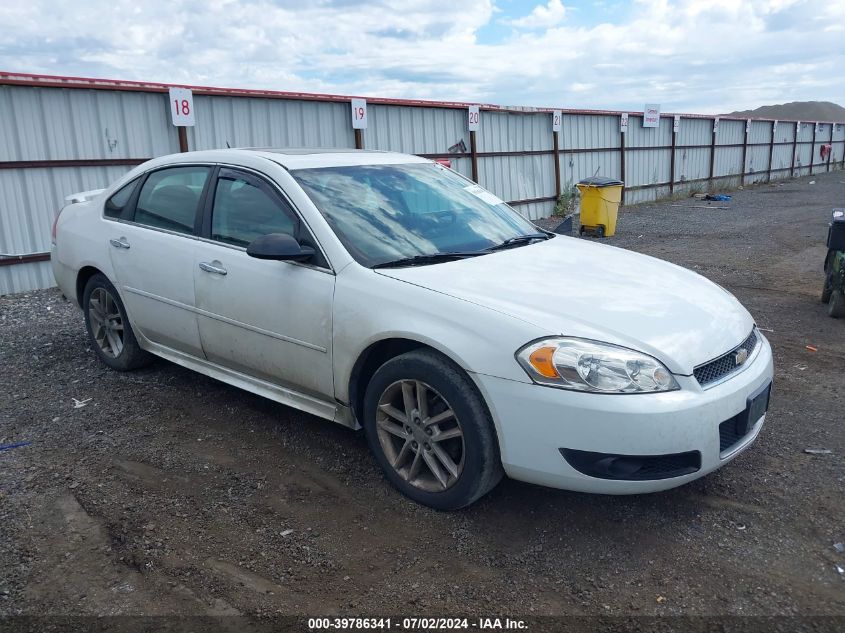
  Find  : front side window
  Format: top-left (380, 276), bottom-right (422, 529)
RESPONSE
top-left (134, 166), bottom-right (210, 234)
top-left (210, 172), bottom-right (299, 247)
top-left (104, 177), bottom-right (140, 219)
top-left (292, 163), bottom-right (538, 267)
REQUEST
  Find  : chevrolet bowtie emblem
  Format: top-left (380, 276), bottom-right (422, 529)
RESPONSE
top-left (734, 348), bottom-right (749, 366)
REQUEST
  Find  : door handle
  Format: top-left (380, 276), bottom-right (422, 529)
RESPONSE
top-left (199, 261), bottom-right (228, 276)
top-left (109, 237), bottom-right (130, 249)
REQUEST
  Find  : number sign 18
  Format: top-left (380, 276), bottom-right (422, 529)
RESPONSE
top-left (168, 87), bottom-right (195, 127)
top-left (351, 99), bottom-right (368, 130)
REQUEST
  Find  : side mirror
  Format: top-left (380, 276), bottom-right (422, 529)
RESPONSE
top-left (246, 233), bottom-right (315, 262)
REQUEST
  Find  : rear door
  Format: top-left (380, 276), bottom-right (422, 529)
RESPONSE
top-left (107, 165), bottom-right (212, 357)
top-left (192, 167), bottom-right (335, 399)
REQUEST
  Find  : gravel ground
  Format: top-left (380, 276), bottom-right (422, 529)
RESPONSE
top-left (1, 171), bottom-right (844, 621)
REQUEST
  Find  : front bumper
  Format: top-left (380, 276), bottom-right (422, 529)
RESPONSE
top-left (472, 333), bottom-right (774, 494)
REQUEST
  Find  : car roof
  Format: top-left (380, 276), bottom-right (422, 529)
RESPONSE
top-left (179, 148), bottom-right (431, 170)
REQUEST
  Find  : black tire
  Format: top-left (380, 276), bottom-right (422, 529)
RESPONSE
top-left (596, 225), bottom-right (605, 238)
top-left (821, 274), bottom-right (833, 304)
top-left (82, 273), bottom-right (153, 371)
top-left (363, 350), bottom-right (503, 510)
top-left (829, 289), bottom-right (845, 318)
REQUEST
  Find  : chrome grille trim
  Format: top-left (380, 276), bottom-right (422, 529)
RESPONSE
top-left (694, 329), bottom-right (759, 387)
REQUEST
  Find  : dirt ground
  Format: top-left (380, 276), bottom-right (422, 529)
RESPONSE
top-left (1, 170), bottom-right (844, 622)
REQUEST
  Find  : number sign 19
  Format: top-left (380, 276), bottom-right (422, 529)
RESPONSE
top-left (468, 106), bottom-right (480, 132)
top-left (168, 87), bottom-right (195, 127)
top-left (351, 98), bottom-right (368, 130)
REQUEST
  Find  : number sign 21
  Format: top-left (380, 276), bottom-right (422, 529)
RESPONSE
top-left (168, 87), bottom-right (195, 127)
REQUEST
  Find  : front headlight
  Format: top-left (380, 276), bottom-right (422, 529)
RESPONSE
top-left (516, 337), bottom-right (679, 393)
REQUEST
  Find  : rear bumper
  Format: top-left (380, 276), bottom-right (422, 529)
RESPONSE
top-left (472, 334), bottom-right (774, 494)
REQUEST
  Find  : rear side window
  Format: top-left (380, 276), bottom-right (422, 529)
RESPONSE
top-left (134, 166), bottom-right (211, 234)
top-left (104, 177), bottom-right (140, 219)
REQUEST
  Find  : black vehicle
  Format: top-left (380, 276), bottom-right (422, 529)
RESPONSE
top-left (822, 209), bottom-right (845, 318)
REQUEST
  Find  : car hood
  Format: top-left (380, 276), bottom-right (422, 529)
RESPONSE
top-left (375, 237), bottom-right (755, 375)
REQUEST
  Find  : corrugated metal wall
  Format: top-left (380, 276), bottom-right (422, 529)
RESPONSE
top-left (2, 78), bottom-right (845, 294)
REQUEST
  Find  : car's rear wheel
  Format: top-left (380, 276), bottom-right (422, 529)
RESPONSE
top-left (829, 289), bottom-right (845, 318)
top-left (82, 273), bottom-right (152, 371)
top-left (821, 273), bottom-right (833, 304)
top-left (363, 350), bottom-right (503, 510)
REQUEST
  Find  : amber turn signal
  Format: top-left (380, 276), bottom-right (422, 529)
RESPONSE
top-left (528, 346), bottom-right (560, 378)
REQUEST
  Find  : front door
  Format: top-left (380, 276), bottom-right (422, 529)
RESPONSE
top-left (192, 167), bottom-right (335, 400)
top-left (107, 165), bottom-right (212, 357)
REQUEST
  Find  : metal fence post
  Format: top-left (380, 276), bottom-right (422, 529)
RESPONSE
top-left (791, 122), bottom-right (798, 178)
top-left (767, 121), bottom-right (775, 183)
top-left (828, 123), bottom-right (834, 172)
top-left (354, 129), bottom-right (364, 150)
top-left (553, 126), bottom-right (561, 201)
top-left (740, 121), bottom-right (749, 186)
top-left (809, 123), bottom-right (816, 176)
top-left (708, 118), bottom-right (717, 185)
top-left (469, 131), bottom-right (479, 183)
top-left (177, 126), bottom-right (188, 152)
top-left (619, 115), bottom-right (626, 206)
top-left (669, 118), bottom-right (677, 195)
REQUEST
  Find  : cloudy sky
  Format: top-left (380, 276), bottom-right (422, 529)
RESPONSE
top-left (1, 0), bottom-right (843, 114)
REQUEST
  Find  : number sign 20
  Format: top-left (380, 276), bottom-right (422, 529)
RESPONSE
top-left (351, 99), bottom-right (368, 130)
top-left (168, 87), bottom-right (195, 127)
top-left (468, 106), bottom-right (480, 132)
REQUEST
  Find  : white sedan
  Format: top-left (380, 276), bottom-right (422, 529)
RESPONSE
top-left (51, 149), bottom-right (773, 509)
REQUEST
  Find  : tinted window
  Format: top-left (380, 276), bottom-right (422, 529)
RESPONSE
top-left (104, 177), bottom-right (140, 219)
top-left (211, 173), bottom-right (299, 247)
top-left (134, 166), bottom-right (210, 234)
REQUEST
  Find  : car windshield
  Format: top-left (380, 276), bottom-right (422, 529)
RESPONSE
top-left (292, 162), bottom-right (543, 267)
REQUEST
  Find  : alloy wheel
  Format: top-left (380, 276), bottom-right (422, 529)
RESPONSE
top-left (88, 287), bottom-right (124, 358)
top-left (375, 380), bottom-right (465, 492)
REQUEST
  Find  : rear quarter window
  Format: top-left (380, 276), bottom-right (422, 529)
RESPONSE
top-left (104, 177), bottom-right (140, 219)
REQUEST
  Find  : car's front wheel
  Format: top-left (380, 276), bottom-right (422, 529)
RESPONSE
top-left (363, 350), bottom-right (503, 510)
top-left (829, 289), bottom-right (845, 318)
top-left (82, 273), bottom-right (152, 371)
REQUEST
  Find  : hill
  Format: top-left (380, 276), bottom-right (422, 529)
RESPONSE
top-left (726, 101), bottom-right (845, 122)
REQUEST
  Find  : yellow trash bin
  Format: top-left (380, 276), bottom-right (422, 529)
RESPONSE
top-left (576, 177), bottom-right (624, 238)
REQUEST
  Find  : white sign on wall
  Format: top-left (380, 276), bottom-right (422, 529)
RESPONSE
top-left (467, 106), bottom-right (480, 132)
top-left (643, 103), bottom-right (661, 128)
top-left (772, 120), bottom-right (778, 134)
top-left (746, 119), bottom-right (752, 134)
top-left (351, 99), bottom-right (368, 129)
top-left (713, 117), bottom-right (720, 133)
top-left (620, 113), bottom-right (629, 133)
top-left (168, 88), bottom-right (195, 127)
top-left (673, 115), bottom-right (680, 133)
top-left (552, 110), bottom-right (562, 133)
top-left (815, 122), bottom-right (822, 134)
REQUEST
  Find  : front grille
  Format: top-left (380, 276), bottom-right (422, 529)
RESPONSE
top-left (694, 329), bottom-right (758, 387)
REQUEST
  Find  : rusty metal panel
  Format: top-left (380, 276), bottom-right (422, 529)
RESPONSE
top-left (745, 145), bottom-right (770, 183)
top-left (748, 120), bottom-right (771, 145)
top-left (626, 149), bottom-right (671, 187)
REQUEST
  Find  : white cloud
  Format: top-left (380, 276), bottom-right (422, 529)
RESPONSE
top-left (0, 0), bottom-right (842, 114)
top-left (502, 0), bottom-right (567, 29)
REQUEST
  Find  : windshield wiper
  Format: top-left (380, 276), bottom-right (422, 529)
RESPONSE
top-left (372, 251), bottom-right (485, 269)
top-left (486, 232), bottom-right (552, 251)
